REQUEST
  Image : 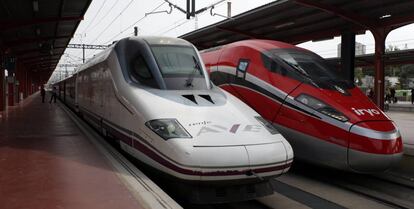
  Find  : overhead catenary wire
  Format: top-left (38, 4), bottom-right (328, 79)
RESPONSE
top-left (72, 0), bottom-right (124, 59)
top-left (81, 0), bottom-right (108, 34)
top-left (151, 16), bottom-right (187, 35)
top-left (102, 1), bottom-right (167, 45)
top-left (89, 0), bottom-right (135, 44)
top-left (87, 0), bottom-right (121, 32)
top-left (159, 18), bottom-right (190, 35)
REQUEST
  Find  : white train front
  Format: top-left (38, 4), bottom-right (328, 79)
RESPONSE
top-left (55, 36), bottom-right (293, 203)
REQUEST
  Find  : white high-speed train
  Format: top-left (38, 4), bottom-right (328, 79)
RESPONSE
top-left (54, 36), bottom-right (293, 203)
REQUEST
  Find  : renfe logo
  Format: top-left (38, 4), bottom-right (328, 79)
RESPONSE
top-left (352, 108), bottom-right (381, 116)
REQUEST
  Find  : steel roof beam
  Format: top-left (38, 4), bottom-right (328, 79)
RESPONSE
top-left (282, 26), bottom-right (359, 44)
top-left (216, 26), bottom-right (266, 39)
top-left (378, 15), bottom-right (414, 29)
top-left (24, 58), bottom-right (60, 65)
top-left (293, 0), bottom-right (374, 29)
top-left (15, 46), bottom-right (66, 56)
top-left (0, 16), bottom-right (83, 31)
top-left (53, 0), bottom-right (67, 51)
top-left (20, 54), bottom-right (60, 62)
top-left (5, 36), bottom-right (71, 48)
top-left (28, 62), bottom-right (59, 70)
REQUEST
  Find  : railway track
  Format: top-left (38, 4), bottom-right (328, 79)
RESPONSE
top-left (287, 161), bottom-right (414, 209)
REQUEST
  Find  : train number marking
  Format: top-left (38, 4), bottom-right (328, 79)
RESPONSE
top-left (351, 108), bottom-right (380, 116)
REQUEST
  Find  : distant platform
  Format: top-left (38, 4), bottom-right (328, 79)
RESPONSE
top-left (388, 101), bottom-right (414, 112)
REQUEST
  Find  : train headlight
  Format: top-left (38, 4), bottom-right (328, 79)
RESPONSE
top-left (296, 94), bottom-right (348, 122)
top-left (255, 116), bottom-right (279, 134)
top-left (146, 119), bottom-right (192, 140)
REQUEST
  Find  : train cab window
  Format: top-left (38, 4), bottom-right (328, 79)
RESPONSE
top-left (263, 49), bottom-right (354, 89)
top-left (150, 45), bottom-right (209, 90)
top-left (261, 53), bottom-right (288, 76)
top-left (151, 45), bottom-right (204, 77)
top-left (130, 55), bottom-right (158, 88)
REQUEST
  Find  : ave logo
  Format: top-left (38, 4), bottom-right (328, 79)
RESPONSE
top-left (197, 124), bottom-right (262, 136)
top-left (351, 108), bottom-right (381, 116)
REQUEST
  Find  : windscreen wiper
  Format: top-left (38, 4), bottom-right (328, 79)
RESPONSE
top-left (185, 56), bottom-right (202, 87)
top-left (280, 59), bottom-right (321, 87)
top-left (281, 59), bottom-right (310, 78)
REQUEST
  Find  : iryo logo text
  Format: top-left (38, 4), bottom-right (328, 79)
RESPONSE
top-left (351, 108), bottom-right (381, 116)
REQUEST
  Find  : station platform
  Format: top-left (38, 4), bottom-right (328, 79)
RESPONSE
top-left (388, 102), bottom-right (414, 112)
top-left (387, 111), bottom-right (414, 155)
top-left (0, 93), bottom-right (150, 209)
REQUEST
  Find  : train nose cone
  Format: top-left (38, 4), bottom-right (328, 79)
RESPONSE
top-left (245, 141), bottom-right (293, 175)
top-left (348, 121), bottom-right (403, 173)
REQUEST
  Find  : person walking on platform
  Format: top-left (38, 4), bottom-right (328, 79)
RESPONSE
top-left (411, 88), bottom-right (414, 104)
top-left (40, 85), bottom-right (46, 103)
top-left (368, 88), bottom-right (374, 101)
top-left (390, 87), bottom-right (396, 103)
top-left (49, 87), bottom-right (57, 103)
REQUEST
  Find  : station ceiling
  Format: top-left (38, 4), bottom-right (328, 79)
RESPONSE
top-left (180, 0), bottom-right (414, 50)
top-left (0, 0), bottom-right (92, 79)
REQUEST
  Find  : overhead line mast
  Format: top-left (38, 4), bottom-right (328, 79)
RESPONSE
top-left (147, 0), bottom-right (228, 20)
top-left (67, 44), bottom-right (109, 63)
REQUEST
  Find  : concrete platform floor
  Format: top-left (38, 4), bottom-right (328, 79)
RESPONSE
top-left (0, 93), bottom-right (143, 209)
top-left (388, 101), bottom-right (414, 112)
top-left (387, 111), bottom-right (414, 155)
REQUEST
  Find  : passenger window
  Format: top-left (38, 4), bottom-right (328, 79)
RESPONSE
top-left (130, 55), bottom-right (158, 88)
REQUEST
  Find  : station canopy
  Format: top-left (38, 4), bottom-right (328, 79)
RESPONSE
top-left (180, 0), bottom-right (414, 50)
top-left (327, 49), bottom-right (414, 67)
top-left (0, 0), bottom-right (92, 78)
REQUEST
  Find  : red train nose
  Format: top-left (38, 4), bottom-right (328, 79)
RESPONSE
top-left (348, 121), bottom-right (403, 173)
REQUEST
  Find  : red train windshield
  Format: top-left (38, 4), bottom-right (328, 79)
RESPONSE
top-left (262, 49), bottom-right (354, 90)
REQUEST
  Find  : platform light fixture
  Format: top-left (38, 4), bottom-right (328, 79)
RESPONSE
top-left (379, 14), bottom-right (391, 19)
top-left (274, 22), bottom-right (295, 29)
top-left (33, 0), bottom-right (39, 12)
top-left (216, 39), bottom-right (227, 44)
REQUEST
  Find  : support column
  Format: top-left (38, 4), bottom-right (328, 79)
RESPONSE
top-left (372, 27), bottom-right (390, 110)
top-left (0, 68), bottom-right (4, 112)
top-left (340, 31), bottom-right (355, 82)
top-left (24, 70), bottom-right (28, 98)
top-left (15, 62), bottom-right (22, 103)
top-left (7, 76), bottom-right (15, 106)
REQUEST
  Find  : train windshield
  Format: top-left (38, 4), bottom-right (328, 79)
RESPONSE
top-left (151, 45), bottom-right (209, 90)
top-left (264, 49), bottom-right (354, 89)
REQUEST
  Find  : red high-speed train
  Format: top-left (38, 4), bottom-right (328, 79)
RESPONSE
top-left (201, 40), bottom-right (403, 173)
